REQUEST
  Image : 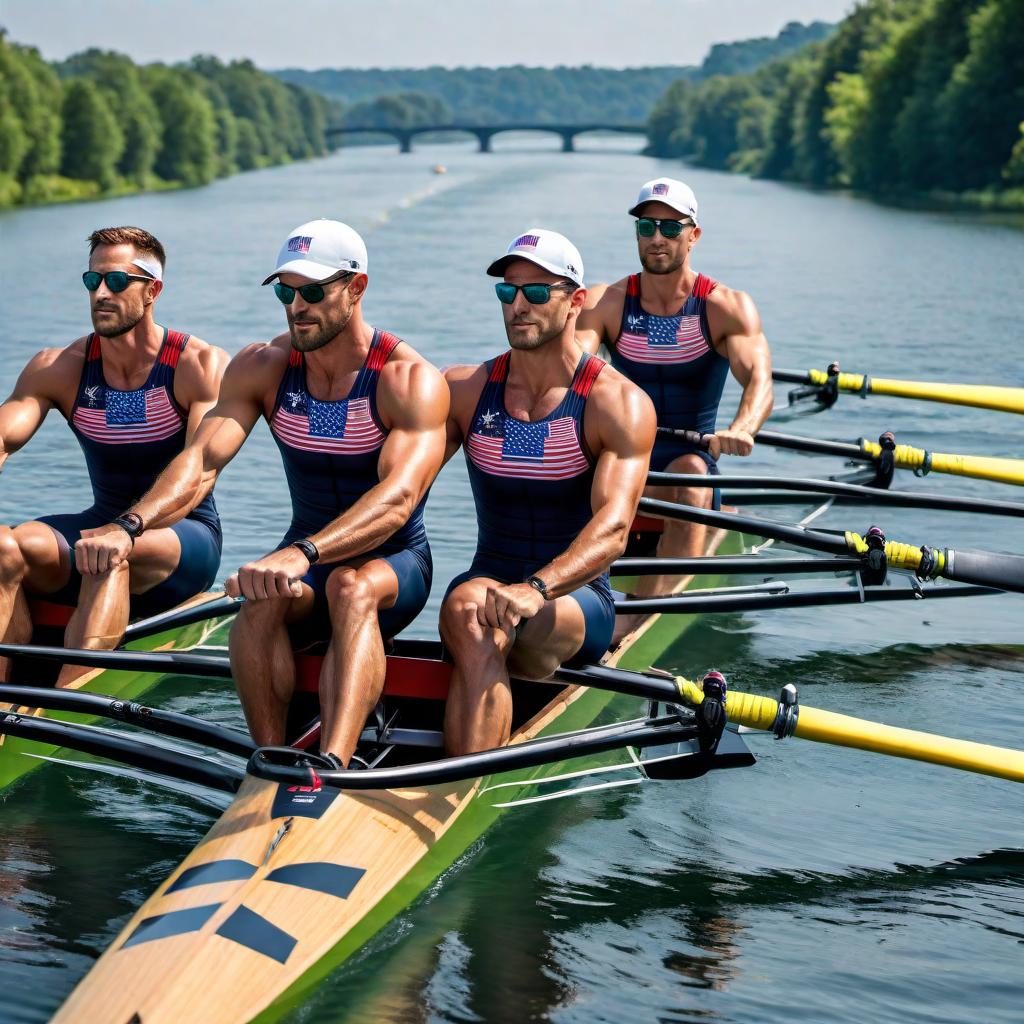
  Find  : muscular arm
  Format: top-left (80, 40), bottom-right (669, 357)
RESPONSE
top-left (303, 359), bottom-right (449, 564)
top-left (0, 347), bottom-right (77, 472)
top-left (530, 376), bottom-right (656, 599)
top-left (575, 283), bottom-right (617, 356)
top-left (710, 289), bottom-right (774, 455)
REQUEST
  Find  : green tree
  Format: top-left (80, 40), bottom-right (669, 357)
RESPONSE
top-left (60, 77), bottom-right (123, 189)
top-left (144, 67), bottom-right (217, 186)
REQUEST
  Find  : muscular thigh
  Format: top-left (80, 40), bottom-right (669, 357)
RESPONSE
top-left (15, 520), bottom-right (73, 593)
top-left (508, 594), bottom-right (586, 679)
top-left (125, 526), bottom-right (183, 592)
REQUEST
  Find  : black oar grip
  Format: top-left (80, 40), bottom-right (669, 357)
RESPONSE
top-left (946, 550), bottom-right (1024, 595)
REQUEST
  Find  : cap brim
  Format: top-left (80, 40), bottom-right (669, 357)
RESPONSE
top-left (261, 257), bottom-right (354, 286)
top-left (486, 253), bottom-right (582, 285)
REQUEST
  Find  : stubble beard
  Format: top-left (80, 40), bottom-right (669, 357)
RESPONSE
top-left (91, 302), bottom-right (145, 338)
top-left (640, 251), bottom-right (685, 276)
top-left (505, 314), bottom-right (565, 351)
top-left (288, 305), bottom-right (353, 353)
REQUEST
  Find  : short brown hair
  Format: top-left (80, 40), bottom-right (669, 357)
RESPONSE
top-left (87, 226), bottom-right (166, 273)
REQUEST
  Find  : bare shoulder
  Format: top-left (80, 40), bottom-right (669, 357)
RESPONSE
top-left (13, 337), bottom-right (89, 395)
top-left (584, 275), bottom-right (630, 311)
top-left (380, 335), bottom-right (445, 389)
top-left (588, 360), bottom-right (657, 449)
top-left (442, 362), bottom-right (489, 423)
top-left (222, 335), bottom-right (291, 392)
top-left (180, 334), bottom-right (229, 374)
top-left (706, 282), bottom-right (761, 335)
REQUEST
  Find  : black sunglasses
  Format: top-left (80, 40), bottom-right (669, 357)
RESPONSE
top-left (82, 270), bottom-right (154, 293)
top-left (495, 282), bottom-right (576, 305)
top-left (635, 217), bottom-right (693, 239)
top-left (274, 271), bottom-right (353, 305)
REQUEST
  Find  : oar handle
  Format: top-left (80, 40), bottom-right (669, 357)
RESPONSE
top-left (655, 427), bottom-right (714, 453)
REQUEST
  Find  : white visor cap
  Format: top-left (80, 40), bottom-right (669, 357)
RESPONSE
top-left (262, 219), bottom-right (368, 285)
top-left (628, 178), bottom-right (699, 225)
top-left (486, 228), bottom-right (584, 287)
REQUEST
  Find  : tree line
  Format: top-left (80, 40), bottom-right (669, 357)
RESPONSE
top-left (647, 0), bottom-right (1024, 202)
top-left (0, 33), bottom-right (339, 208)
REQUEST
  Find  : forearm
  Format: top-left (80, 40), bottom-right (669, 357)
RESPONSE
top-left (530, 511), bottom-right (630, 600)
top-left (305, 483), bottom-right (419, 564)
top-left (128, 449), bottom-right (214, 529)
top-left (729, 369), bottom-right (774, 435)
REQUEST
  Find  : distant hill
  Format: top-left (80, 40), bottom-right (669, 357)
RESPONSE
top-left (272, 21), bottom-right (834, 125)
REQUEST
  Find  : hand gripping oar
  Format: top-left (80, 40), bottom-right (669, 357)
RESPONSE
top-left (638, 496), bottom-right (1024, 594)
top-left (556, 665), bottom-right (1024, 784)
top-left (774, 365), bottom-right (1024, 416)
top-left (658, 426), bottom-right (1024, 488)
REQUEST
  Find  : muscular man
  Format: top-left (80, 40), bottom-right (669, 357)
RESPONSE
top-left (84, 220), bottom-right (448, 768)
top-left (441, 229), bottom-right (656, 755)
top-left (0, 226), bottom-right (227, 685)
top-left (577, 178), bottom-right (773, 594)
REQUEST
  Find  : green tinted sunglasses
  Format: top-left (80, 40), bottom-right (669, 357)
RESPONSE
top-left (82, 270), bottom-right (153, 293)
top-left (494, 282), bottom-right (576, 305)
top-left (635, 217), bottom-right (692, 239)
top-left (274, 271), bottom-right (353, 305)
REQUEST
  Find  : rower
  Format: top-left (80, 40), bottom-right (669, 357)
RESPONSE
top-left (577, 178), bottom-right (774, 594)
top-left (441, 229), bottom-right (656, 755)
top-left (85, 219), bottom-right (448, 768)
top-left (0, 226), bottom-right (227, 685)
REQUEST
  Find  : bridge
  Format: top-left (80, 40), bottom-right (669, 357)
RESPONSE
top-left (325, 123), bottom-right (647, 153)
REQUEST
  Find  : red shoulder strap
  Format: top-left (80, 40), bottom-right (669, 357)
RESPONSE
top-left (86, 334), bottom-right (102, 360)
top-left (488, 351), bottom-right (511, 382)
top-left (626, 274), bottom-right (641, 297)
top-left (288, 348), bottom-right (303, 367)
top-left (573, 355), bottom-right (606, 398)
top-left (693, 273), bottom-right (718, 301)
top-left (159, 329), bottom-right (190, 368)
top-left (366, 330), bottom-right (402, 373)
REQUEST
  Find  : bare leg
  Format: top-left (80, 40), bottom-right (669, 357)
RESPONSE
top-left (230, 591), bottom-right (312, 746)
top-left (0, 527), bottom-right (32, 681)
top-left (317, 560), bottom-right (399, 765)
top-left (633, 452), bottom-right (712, 598)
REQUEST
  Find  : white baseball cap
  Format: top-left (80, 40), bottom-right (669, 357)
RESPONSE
top-left (628, 178), bottom-right (699, 225)
top-left (486, 228), bottom-right (584, 287)
top-left (262, 219), bottom-right (368, 285)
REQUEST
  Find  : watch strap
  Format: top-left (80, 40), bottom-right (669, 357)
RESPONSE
top-left (526, 575), bottom-right (550, 600)
top-left (291, 538), bottom-right (320, 565)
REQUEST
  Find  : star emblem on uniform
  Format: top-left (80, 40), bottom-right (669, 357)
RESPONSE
top-left (287, 391), bottom-right (302, 409)
top-left (480, 410), bottom-right (498, 428)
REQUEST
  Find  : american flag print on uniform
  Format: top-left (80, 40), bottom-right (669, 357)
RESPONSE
top-left (73, 387), bottom-right (183, 444)
top-left (468, 414), bottom-right (589, 480)
top-left (272, 396), bottom-right (385, 455)
top-left (616, 311), bottom-right (709, 365)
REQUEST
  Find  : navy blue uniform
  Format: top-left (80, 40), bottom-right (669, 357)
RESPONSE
top-left (448, 351), bottom-right (614, 668)
top-left (269, 329), bottom-right (431, 641)
top-left (38, 328), bottom-right (222, 615)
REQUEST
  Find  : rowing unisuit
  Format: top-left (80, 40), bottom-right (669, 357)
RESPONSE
top-left (270, 326), bottom-right (431, 638)
top-left (41, 327), bottom-right (221, 613)
top-left (609, 272), bottom-right (727, 471)
top-left (456, 349), bottom-right (614, 666)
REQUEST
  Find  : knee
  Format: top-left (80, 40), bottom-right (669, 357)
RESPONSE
top-left (325, 567), bottom-right (376, 617)
top-left (232, 597), bottom-right (287, 636)
top-left (440, 590), bottom-right (508, 660)
top-left (508, 647), bottom-right (561, 681)
top-left (0, 528), bottom-right (26, 584)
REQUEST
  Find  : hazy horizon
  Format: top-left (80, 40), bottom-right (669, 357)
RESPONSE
top-left (2, 0), bottom-right (854, 70)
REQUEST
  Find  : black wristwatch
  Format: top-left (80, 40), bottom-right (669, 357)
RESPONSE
top-left (526, 575), bottom-right (550, 600)
top-left (291, 538), bottom-right (320, 565)
top-left (112, 512), bottom-right (144, 547)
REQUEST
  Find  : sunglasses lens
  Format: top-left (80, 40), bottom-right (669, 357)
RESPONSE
top-left (105, 271), bottom-right (130, 292)
top-left (636, 219), bottom-right (656, 237)
top-left (521, 284), bottom-right (552, 304)
top-left (83, 271), bottom-right (101, 291)
top-left (297, 284), bottom-right (326, 303)
top-left (660, 220), bottom-right (684, 239)
top-left (274, 283), bottom-right (296, 305)
top-left (495, 283), bottom-right (517, 304)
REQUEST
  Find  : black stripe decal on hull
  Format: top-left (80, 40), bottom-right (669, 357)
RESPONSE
top-left (216, 905), bottom-right (297, 964)
top-left (122, 904), bottom-right (220, 949)
top-left (166, 859), bottom-right (256, 892)
top-left (267, 862), bottom-right (366, 900)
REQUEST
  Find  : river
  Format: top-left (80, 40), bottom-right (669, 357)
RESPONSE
top-left (0, 135), bottom-right (1022, 1023)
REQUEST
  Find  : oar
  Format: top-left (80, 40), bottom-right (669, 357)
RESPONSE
top-left (657, 426), bottom-right (1024, 488)
top-left (647, 471), bottom-right (1024, 519)
top-left (614, 554), bottom-right (864, 575)
top-left (774, 366), bottom-right (1024, 415)
top-left (122, 593), bottom-right (241, 644)
top-left (639, 496), bottom-right (1024, 594)
top-left (559, 664), bottom-right (1024, 784)
top-left (0, 642), bottom-right (233, 678)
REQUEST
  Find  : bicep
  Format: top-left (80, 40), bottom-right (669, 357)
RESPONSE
top-left (376, 367), bottom-right (449, 496)
top-left (0, 354), bottom-right (64, 454)
top-left (590, 390), bottom-right (656, 518)
top-left (725, 330), bottom-right (771, 388)
top-left (192, 366), bottom-right (265, 472)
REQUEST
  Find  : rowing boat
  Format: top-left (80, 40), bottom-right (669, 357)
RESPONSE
top-left (0, 592), bottom-right (233, 791)
top-left (51, 526), bottom-right (746, 1023)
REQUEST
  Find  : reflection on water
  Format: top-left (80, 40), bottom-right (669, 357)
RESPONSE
top-left (1, 136), bottom-right (1023, 1024)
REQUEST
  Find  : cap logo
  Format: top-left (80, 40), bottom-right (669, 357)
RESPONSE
top-left (566, 263), bottom-right (577, 275)
top-left (287, 235), bottom-right (313, 253)
top-left (513, 234), bottom-right (540, 249)
top-left (652, 184), bottom-right (669, 196)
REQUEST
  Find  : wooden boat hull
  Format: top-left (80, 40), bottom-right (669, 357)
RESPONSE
top-left (55, 531), bottom-right (743, 1022)
top-left (0, 592), bottom-right (231, 791)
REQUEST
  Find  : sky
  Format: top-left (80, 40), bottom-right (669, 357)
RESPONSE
top-left (2, 0), bottom-right (855, 69)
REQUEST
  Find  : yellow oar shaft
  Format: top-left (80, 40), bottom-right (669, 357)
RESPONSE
top-left (677, 680), bottom-right (1024, 783)
top-left (860, 440), bottom-right (1024, 487)
top-left (808, 368), bottom-right (1024, 415)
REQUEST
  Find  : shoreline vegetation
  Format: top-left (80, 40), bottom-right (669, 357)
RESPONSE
top-left (0, 32), bottom-right (340, 212)
top-left (646, 0), bottom-right (1024, 214)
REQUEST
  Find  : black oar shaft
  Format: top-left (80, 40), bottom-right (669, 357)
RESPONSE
top-left (613, 555), bottom-right (863, 575)
top-left (0, 643), bottom-right (233, 678)
top-left (123, 595), bottom-right (241, 643)
top-left (772, 368), bottom-right (813, 385)
top-left (755, 429), bottom-right (867, 461)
